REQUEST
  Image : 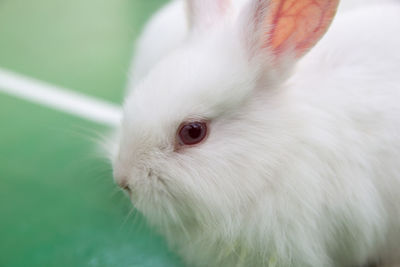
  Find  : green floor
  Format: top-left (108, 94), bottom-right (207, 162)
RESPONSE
top-left (0, 1), bottom-right (185, 266)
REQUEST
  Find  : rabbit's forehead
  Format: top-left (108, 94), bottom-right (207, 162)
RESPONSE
top-left (123, 45), bottom-right (254, 137)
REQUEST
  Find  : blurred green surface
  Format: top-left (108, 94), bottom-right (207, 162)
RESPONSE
top-left (0, 0), bottom-right (165, 103)
top-left (0, 95), bottom-right (183, 267)
top-left (0, 0), bottom-right (186, 266)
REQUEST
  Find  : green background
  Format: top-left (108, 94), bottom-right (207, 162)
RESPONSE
top-left (0, 0), bottom-right (185, 266)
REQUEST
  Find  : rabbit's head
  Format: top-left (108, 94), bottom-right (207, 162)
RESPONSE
top-left (113, 0), bottom-right (339, 238)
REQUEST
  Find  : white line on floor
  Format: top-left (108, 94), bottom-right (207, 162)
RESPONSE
top-left (0, 68), bottom-right (122, 127)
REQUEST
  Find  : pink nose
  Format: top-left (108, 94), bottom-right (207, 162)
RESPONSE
top-left (113, 169), bottom-right (130, 191)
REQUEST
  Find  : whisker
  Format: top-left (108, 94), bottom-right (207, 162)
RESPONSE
top-left (119, 205), bottom-right (138, 231)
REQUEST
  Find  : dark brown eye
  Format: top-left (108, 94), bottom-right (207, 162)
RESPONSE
top-left (178, 121), bottom-right (208, 146)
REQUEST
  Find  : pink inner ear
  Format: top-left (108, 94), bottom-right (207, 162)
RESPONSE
top-left (265, 0), bottom-right (339, 58)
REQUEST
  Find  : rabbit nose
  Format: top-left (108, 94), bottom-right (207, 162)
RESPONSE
top-left (118, 178), bottom-right (130, 191)
top-left (113, 170), bottom-right (130, 191)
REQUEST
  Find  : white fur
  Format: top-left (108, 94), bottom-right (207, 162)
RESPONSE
top-left (113, 0), bottom-right (400, 266)
top-left (128, 0), bottom-right (187, 88)
top-left (338, 0), bottom-right (399, 12)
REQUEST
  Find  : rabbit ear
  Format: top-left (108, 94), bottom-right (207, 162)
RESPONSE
top-left (186, 0), bottom-right (232, 30)
top-left (241, 0), bottom-right (339, 60)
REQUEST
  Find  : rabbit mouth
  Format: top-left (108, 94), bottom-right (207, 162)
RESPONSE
top-left (129, 170), bottom-right (173, 201)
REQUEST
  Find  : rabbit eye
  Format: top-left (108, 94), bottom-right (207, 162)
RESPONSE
top-left (178, 121), bottom-right (208, 146)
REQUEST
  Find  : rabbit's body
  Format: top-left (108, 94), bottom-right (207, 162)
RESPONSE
top-left (116, 0), bottom-right (400, 266)
top-left (289, 5), bottom-right (400, 265)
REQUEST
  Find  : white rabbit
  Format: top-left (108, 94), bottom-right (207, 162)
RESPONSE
top-left (113, 0), bottom-right (400, 266)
